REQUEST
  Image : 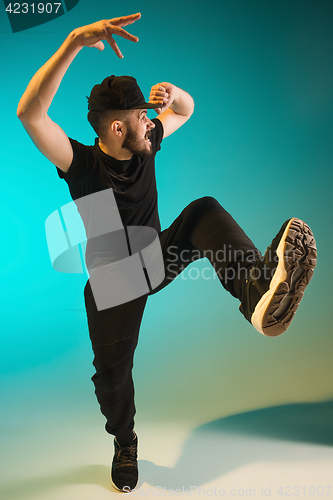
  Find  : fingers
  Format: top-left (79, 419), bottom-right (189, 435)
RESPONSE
top-left (110, 12), bottom-right (141, 27)
top-left (86, 14), bottom-right (140, 58)
top-left (150, 97), bottom-right (169, 107)
top-left (109, 38), bottom-right (123, 58)
top-left (91, 40), bottom-right (105, 51)
top-left (152, 90), bottom-right (170, 101)
top-left (106, 24), bottom-right (139, 43)
top-left (149, 97), bottom-right (165, 107)
top-left (104, 29), bottom-right (123, 58)
top-left (149, 85), bottom-right (170, 106)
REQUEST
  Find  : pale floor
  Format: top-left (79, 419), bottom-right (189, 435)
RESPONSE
top-left (1, 419), bottom-right (333, 500)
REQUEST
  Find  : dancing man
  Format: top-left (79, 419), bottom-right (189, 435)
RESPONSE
top-left (17, 13), bottom-right (317, 492)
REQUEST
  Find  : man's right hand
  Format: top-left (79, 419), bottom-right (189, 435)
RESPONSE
top-left (17, 12), bottom-right (142, 172)
top-left (75, 13), bottom-right (141, 58)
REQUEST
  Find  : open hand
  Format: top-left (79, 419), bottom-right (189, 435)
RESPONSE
top-left (75, 13), bottom-right (141, 58)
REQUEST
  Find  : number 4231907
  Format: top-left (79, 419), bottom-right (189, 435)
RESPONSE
top-left (6, 3), bottom-right (62, 14)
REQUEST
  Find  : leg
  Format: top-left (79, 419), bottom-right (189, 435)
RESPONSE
top-left (154, 196), bottom-right (260, 296)
top-left (153, 197), bottom-right (317, 337)
top-left (84, 279), bottom-right (147, 440)
top-left (84, 280), bottom-right (145, 491)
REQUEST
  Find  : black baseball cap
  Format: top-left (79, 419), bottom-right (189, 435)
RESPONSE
top-left (87, 75), bottom-right (160, 112)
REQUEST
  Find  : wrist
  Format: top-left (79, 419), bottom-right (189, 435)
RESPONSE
top-left (66, 29), bottom-right (85, 52)
top-left (169, 85), bottom-right (181, 110)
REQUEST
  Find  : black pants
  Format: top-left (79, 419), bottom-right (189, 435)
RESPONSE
top-left (84, 197), bottom-right (260, 439)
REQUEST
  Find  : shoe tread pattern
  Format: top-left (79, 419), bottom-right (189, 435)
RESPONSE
top-left (261, 218), bottom-right (317, 336)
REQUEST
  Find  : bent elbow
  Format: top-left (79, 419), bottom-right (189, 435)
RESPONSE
top-left (17, 103), bottom-right (41, 124)
top-left (17, 102), bottom-right (29, 122)
top-left (190, 97), bottom-right (195, 114)
top-left (17, 104), bottom-right (24, 120)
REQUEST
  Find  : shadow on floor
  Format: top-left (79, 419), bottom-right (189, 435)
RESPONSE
top-left (202, 397), bottom-right (333, 445)
top-left (2, 399), bottom-right (333, 498)
top-left (0, 464), bottom-right (113, 500)
top-left (139, 398), bottom-right (333, 489)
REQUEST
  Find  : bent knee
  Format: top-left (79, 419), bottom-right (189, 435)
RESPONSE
top-left (189, 196), bottom-right (221, 213)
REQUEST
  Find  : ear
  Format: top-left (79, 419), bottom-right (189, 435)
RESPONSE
top-left (111, 120), bottom-right (125, 138)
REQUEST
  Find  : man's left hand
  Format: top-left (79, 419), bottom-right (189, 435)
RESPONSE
top-left (149, 82), bottom-right (175, 114)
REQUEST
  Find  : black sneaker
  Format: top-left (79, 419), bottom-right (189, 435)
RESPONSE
top-left (239, 218), bottom-right (317, 337)
top-left (111, 434), bottom-right (138, 492)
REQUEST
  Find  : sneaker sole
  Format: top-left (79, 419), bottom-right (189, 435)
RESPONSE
top-left (110, 472), bottom-right (135, 493)
top-left (110, 476), bottom-right (122, 492)
top-left (110, 469), bottom-right (137, 493)
top-left (251, 218), bottom-right (317, 337)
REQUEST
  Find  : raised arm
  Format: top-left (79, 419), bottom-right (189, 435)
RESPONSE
top-left (17, 14), bottom-right (141, 172)
top-left (148, 82), bottom-right (194, 138)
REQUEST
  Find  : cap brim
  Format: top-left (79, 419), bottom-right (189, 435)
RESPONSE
top-left (131, 102), bottom-right (162, 110)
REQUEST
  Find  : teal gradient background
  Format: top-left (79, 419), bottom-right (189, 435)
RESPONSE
top-left (1, 0), bottom-right (333, 496)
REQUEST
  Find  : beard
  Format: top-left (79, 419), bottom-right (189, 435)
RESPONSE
top-left (122, 124), bottom-right (152, 160)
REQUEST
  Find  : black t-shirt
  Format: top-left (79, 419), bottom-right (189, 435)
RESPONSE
top-left (57, 117), bottom-right (163, 230)
top-left (56, 117), bottom-right (164, 266)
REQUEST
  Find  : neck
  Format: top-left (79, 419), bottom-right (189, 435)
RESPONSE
top-left (98, 139), bottom-right (133, 161)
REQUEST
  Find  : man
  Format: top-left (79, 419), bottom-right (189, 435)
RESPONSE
top-left (17, 13), bottom-right (317, 492)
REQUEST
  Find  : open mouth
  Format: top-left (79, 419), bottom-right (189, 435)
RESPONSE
top-left (144, 131), bottom-right (151, 143)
